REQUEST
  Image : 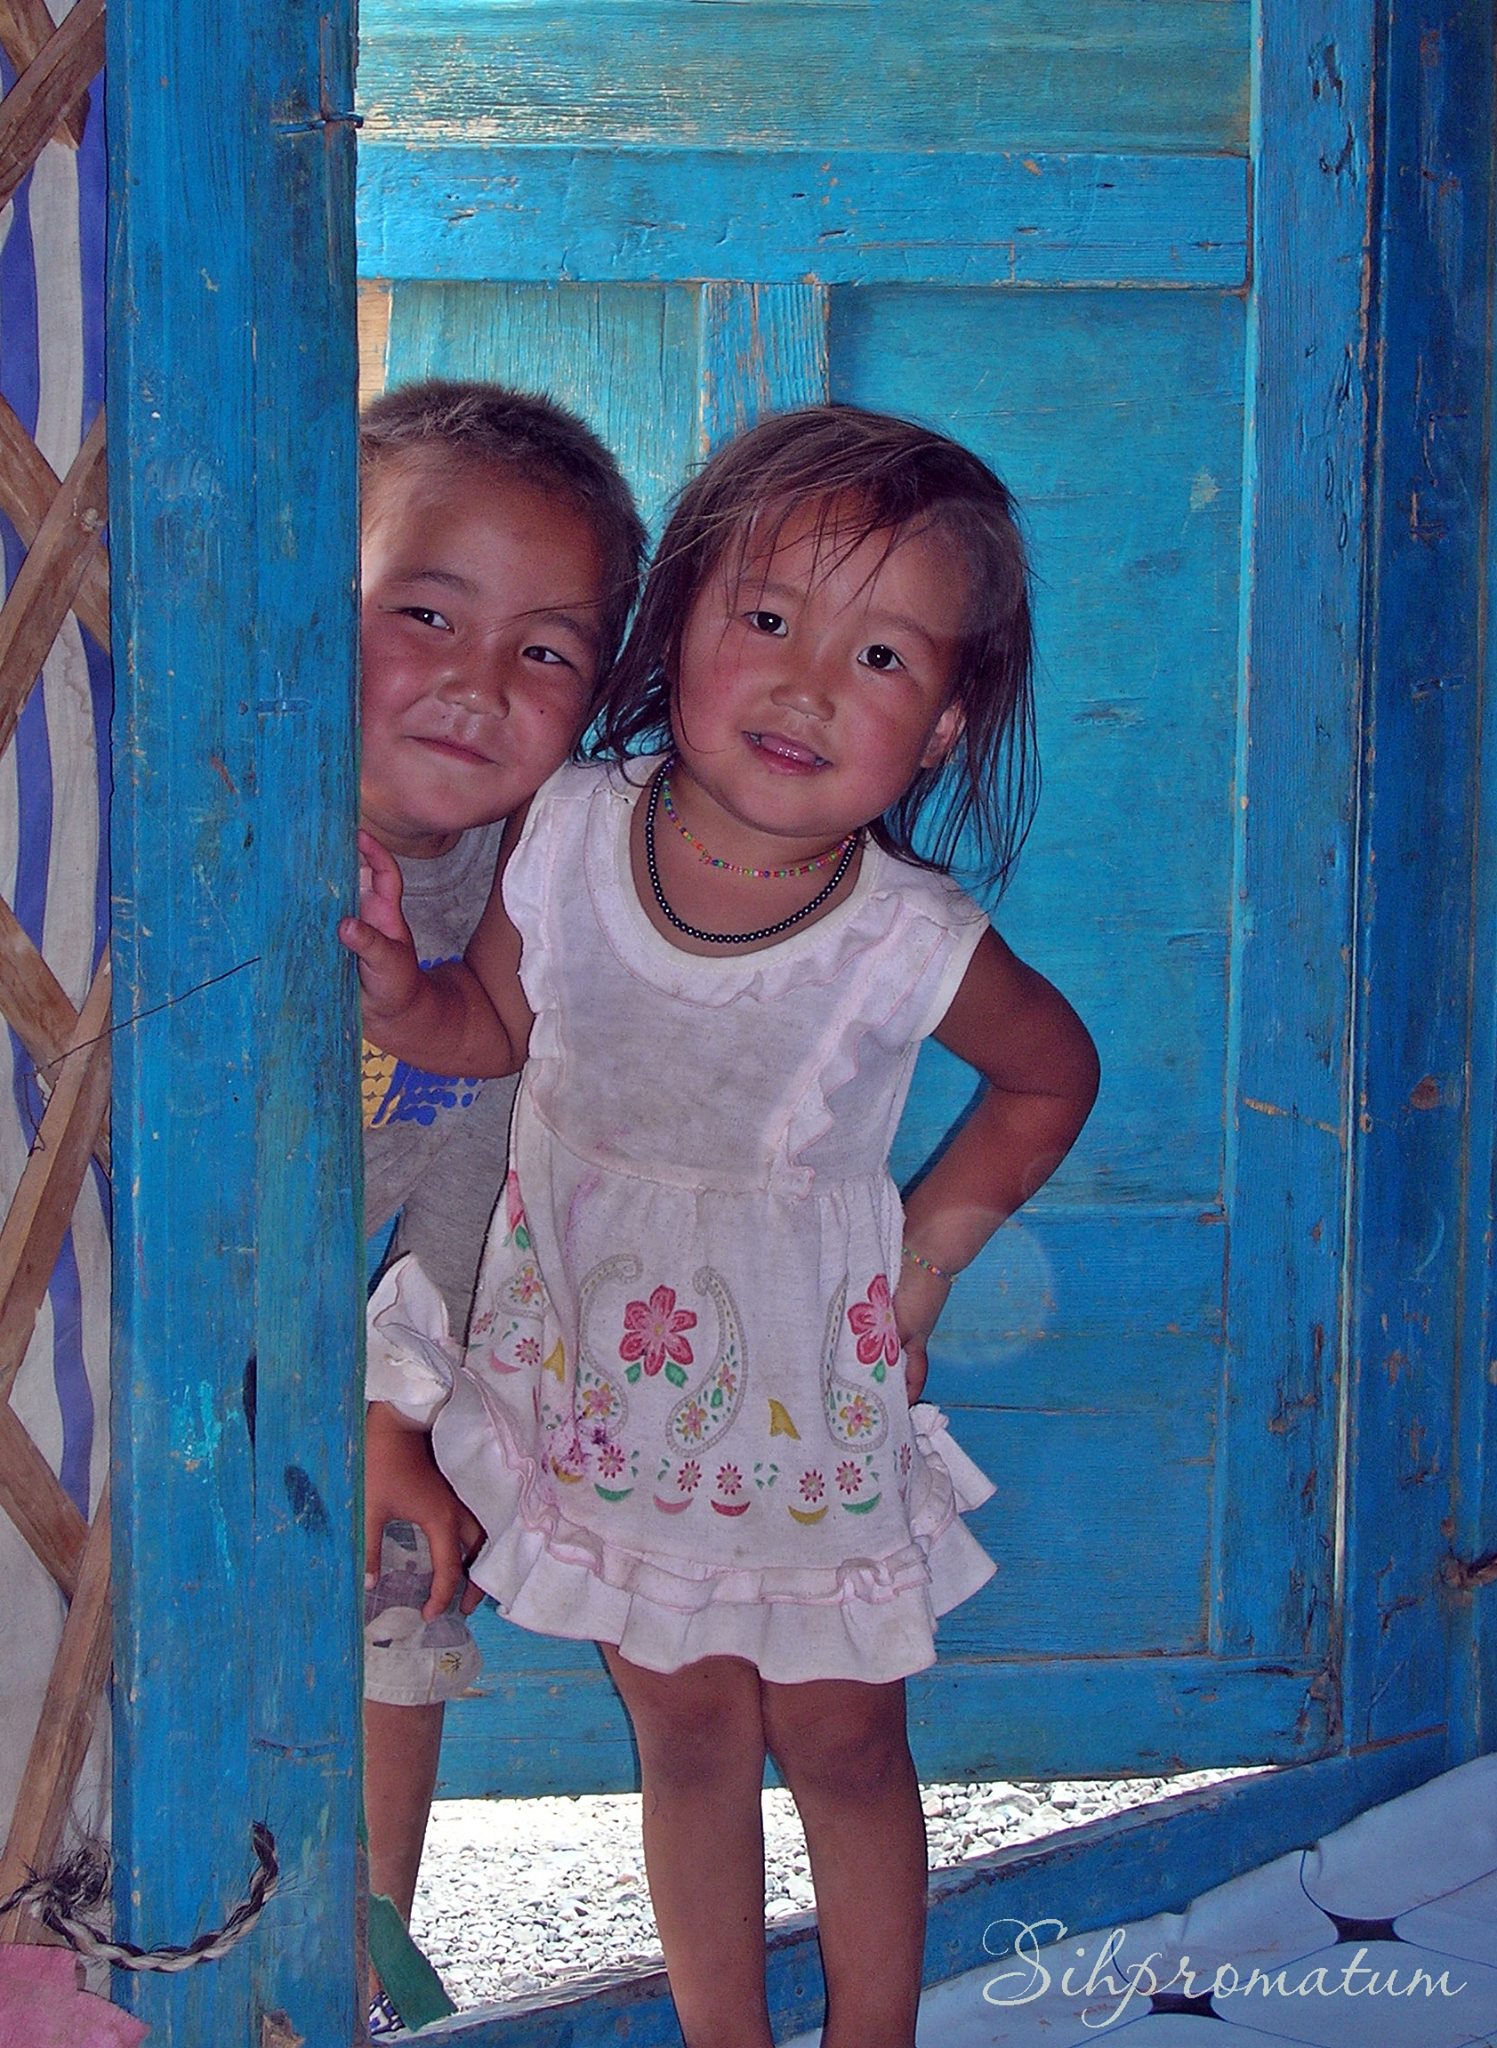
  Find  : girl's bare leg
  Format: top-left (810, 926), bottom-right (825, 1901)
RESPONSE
top-left (763, 1677), bottom-right (926, 2048)
top-left (602, 1648), bottom-right (773, 2048)
top-left (364, 1697), bottom-right (444, 1924)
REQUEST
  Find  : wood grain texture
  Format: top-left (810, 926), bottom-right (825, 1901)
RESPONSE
top-left (357, 0), bottom-right (1249, 155)
top-left (0, 892), bottom-right (81, 1069)
top-left (0, 0), bottom-right (90, 146)
top-left (0, 1480), bottom-right (111, 1944)
top-left (358, 146), bottom-right (1248, 289)
top-left (386, 279), bottom-right (701, 532)
top-left (437, 1625), bottom-right (1334, 1804)
top-left (0, 1398), bottom-right (85, 1599)
top-left (696, 284), bottom-right (828, 456)
top-left (358, 277), bottom-right (391, 406)
top-left (0, 959), bottom-right (110, 1402)
top-left (1215, 0), bottom-right (1375, 1674)
top-left (106, 0), bottom-right (361, 2040)
top-left (1454, 0), bottom-right (1497, 1761)
top-left (0, 391), bottom-right (110, 647)
top-left (1343, 0), bottom-right (1495, 1755)
top-left (0, 406), bottom-right (107, 766)
top-left (0, 0), bottom-right (101, 211)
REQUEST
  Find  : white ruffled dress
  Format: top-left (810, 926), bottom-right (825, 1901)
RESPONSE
top-left (431, 758), bottom-right (998, 1684)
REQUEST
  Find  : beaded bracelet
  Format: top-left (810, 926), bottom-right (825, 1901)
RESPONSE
top-left (901, 1244), bottom-right (957, 1284)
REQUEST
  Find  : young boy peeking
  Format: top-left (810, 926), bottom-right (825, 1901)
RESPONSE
top-left (355, 381), bottom-right (644, 2013)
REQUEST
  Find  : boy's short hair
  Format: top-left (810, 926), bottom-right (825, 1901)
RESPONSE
top-left (360, 379), bottom-right (647, 673)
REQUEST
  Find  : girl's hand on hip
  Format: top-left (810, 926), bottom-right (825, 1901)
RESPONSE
top-left (894, 1262), bottom-right (952, 1405)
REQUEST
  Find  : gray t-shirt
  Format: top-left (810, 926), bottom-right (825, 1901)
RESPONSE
top-left (363, 821), bottom-right (517, 1334)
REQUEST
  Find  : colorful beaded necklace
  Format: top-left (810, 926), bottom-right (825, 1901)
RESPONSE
top-left (660, 769), bottom-right (856, 880)
top-left (644, 764), bottom-right (860, 946)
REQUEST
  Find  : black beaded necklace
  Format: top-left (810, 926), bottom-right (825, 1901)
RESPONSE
top-left (643, 765), bottom-right (859, 946)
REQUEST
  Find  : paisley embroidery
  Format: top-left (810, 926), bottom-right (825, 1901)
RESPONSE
top-left (822, 1279), bottom-right (888, 1451)
top-left (665, 1266), bottom-right (748, 1456)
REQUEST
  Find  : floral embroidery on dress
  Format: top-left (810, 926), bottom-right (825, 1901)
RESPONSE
top-left (837, 1391), bottom-right (880, 1439)
top-left (558, 1254), bottom-right (639, 1467)
top-left (508, 1261), bottom-right (546, 1309)
top-left (665, 1267), bottom-right (748, 1456)
top-left (652, 1453), bottom-right (698, 1514)
top-left (836, 1451), bottom-right (881, 1513)
top-left (594, 1440), bottom-right (639, 1501)
top-left (502, 1171), bottom-right (531, 1252)
top-left (788, 1465), bottom-right (829, 1523)
top-left (821, 1280), bottom-right (889, 1451)
top-left (620, 1284), bottom-right (696, 1385)
top-left (711, 1458), bottom-right (751, 1517)
top-left (847, 1275), bottom-right (900, 1379)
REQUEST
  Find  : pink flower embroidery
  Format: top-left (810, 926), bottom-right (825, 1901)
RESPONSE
top-left (838, 1392), bottom-right (877, 1437)
top-left (509, 1263), bottom-right (544, 1307)
top-left (504, 1172), bottom-right (531, 1249)
top-left (514, 1336), bottom-right (541, 1367)
top-left (716, 1463), bottom-right (743, 1499)
top-left (677, 1398), bottom-right (708, 1443)
top-left (799, 1470), bottom-right (825, 1505)
top-left (836, 1460), bottom-right (863, 1496)
top-left (620, 1286), bottom-right (697, 1377)
top-left (679, 1459), bottom-right (702, 1493)
top-left (581, 1384), bottom-right (615, 1419)
top-left (897, 1443), bottom-right (913, 1476)
top-left (848, 1275), bottom-right (900, 1373)
top-left (598, 1443), bottom-right (627, 1480)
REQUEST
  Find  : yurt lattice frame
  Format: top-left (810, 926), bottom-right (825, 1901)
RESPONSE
top-left (0, 0), bottom-right (111, 1949)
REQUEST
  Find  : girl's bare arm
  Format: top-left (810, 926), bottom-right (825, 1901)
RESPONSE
top-left (896, 928), bottom-right (1099, 1396)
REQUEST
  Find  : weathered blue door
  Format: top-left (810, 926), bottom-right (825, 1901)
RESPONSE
top-left (353, 0), bottom-right (1468, 1799)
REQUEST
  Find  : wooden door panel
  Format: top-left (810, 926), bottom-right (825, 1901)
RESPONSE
top-left (359, 1), bottom-right (1249, 155)
top-left (359, 0), bottom-right (1361, 1793)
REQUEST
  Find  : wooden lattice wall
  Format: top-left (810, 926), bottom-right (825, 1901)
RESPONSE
top-left (0, 0), bottom-right (112, 1946)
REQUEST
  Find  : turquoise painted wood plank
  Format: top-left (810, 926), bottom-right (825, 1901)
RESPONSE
top-left (437, 1643), bottom-right (1333, 1802)
top-left (385, 280), bottom-right (700, 533)
top-left (356, 0), bottom-right (1249, 156)
top-left (938, 1402), bottom-right (1212, 1656)
top-left (107, 1), bottom-right (361, 2040)
top-left (358, 146), bottom-right (1248, 289)
top-left (416, 1732), bottom-right (1444, 2045)
top-left (1214, 0), bottom-right (1375, 1671)
top-left (696, 284), bottom-right (828, 457)
top-left (1456, 0), bottom-right (1497, 1762)
top-left (1344, 0), bottom-right (1494, 1753)
top-left (838, 287), bottom-right (1245, 1206)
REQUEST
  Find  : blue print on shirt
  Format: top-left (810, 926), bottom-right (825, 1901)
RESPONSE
top-left (362, 953), bottom-right (485, 1129)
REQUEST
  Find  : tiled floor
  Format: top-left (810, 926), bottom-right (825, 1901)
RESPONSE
top-left (785, 1754), bottom-right (1497, 2047)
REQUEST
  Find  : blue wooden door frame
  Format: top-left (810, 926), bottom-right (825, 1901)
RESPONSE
top-left (106, 2), bottom-right (362, 2042)
top-left (102, 0), bottom-right (1494, 2044)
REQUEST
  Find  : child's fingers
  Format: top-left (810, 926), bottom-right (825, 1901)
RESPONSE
top-left (421, 1507), bottom-right (485, 1620)
top-left (364, 1501), bottom-right (387, 1589)
top-left (903, 1337), bottom-right (929, 1405)
top-left (422, 1516), bottom-right (467, 1619)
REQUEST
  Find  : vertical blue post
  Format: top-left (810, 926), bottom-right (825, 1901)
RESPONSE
top-left (1216, 0), bottom-right (1375, 1685)
top-left (1352, 0), bottom-right (1497, 1763)
top-left (107, 3), bottom-right (361, 2040)
top-left (697, 283), bottom-right (829, 455)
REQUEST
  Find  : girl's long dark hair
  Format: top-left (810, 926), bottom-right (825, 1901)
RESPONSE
top-left (588, 404), bottom-right (1037, 883)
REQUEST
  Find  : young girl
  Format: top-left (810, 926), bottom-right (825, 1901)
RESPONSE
top-left (345, 404), bottom-right (1099, 2048)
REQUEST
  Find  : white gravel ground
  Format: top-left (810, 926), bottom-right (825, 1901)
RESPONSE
top-left (411, 1770), bottom-right (1251, 2011)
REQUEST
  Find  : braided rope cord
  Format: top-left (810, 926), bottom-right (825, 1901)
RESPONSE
top-left (0, 1823), bottom-right (278, 1972)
